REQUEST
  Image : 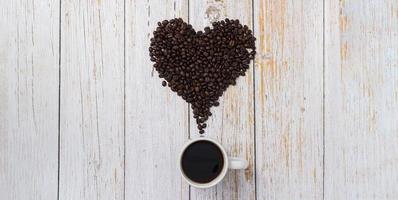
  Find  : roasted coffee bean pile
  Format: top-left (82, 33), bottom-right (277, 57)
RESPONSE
top-left (149, 18), bottom-right (256, 134)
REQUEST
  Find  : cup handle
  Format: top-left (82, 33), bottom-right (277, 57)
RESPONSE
top-left (228, 157), bottom-right (248, 169)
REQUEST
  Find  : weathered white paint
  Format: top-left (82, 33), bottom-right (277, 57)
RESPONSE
top-left (124, 0), bottom-right (189, 200)
top-left (0, 0), bottom-right (60, 199)
top-left (254, 0), bottom-right (324, 199)
top-left (59, 0), bottom-right (125, 199)
top-left (189, 1), bottom-right (256, 200)
top-left (2, 0), bottom-right (398, 199)
top-left (324, 1), bottom-right (398, 199)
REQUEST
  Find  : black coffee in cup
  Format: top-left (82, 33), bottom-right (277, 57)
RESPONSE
top-left (181, 140), bottom-right (224, 183)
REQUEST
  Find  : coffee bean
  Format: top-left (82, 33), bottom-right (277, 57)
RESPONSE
top-left (149, 18), bottom-right (256, 134)
top-left (198, 125), bottom-right (203, 130)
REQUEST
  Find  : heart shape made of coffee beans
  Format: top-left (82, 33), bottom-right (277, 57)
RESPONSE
top-left (149, 18), bottom-right (256, 134)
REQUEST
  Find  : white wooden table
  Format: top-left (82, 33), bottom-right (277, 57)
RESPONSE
top-left (1, 0), bottom-right (397, 199)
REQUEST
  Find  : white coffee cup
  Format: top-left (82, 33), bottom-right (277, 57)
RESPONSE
top-left (178, 137), bottom-right (248, 188)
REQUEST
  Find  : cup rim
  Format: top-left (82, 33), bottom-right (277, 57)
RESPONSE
top-left (178, 137), bottom-right (228, 188)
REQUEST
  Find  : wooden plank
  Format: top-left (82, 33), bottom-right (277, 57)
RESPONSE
top-left (59, 0), bottom-right (124, 199)
top-left (124, 0), bottom-right (189, 199)
top-left (324, 1), bottom-right (398, 199)
top-left (188, 1), bottom-right (256, 199)
top-left (254, 0), bottom-right (324, 199)
top-left (0, 0), bottom-right (60, 199)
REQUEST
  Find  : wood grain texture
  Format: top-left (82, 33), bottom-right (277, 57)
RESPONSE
top-left (324, 1), bottom-right (398, 199)
top-left (59, 0), bottom-right (125, 199)
top-left (3, 1), bottom-right (398, 199)
top-left (124, 0), bottom-right (189, 199)
top-left (254, 0), bottom-right (324, 199)
top-left (189, 1), bottom-right (256, 200)
top-left (0, 0), bottom-right (60, 199)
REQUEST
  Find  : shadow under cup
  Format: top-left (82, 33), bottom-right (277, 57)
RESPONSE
top-left (180, 140), bottom-right (225, 184)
